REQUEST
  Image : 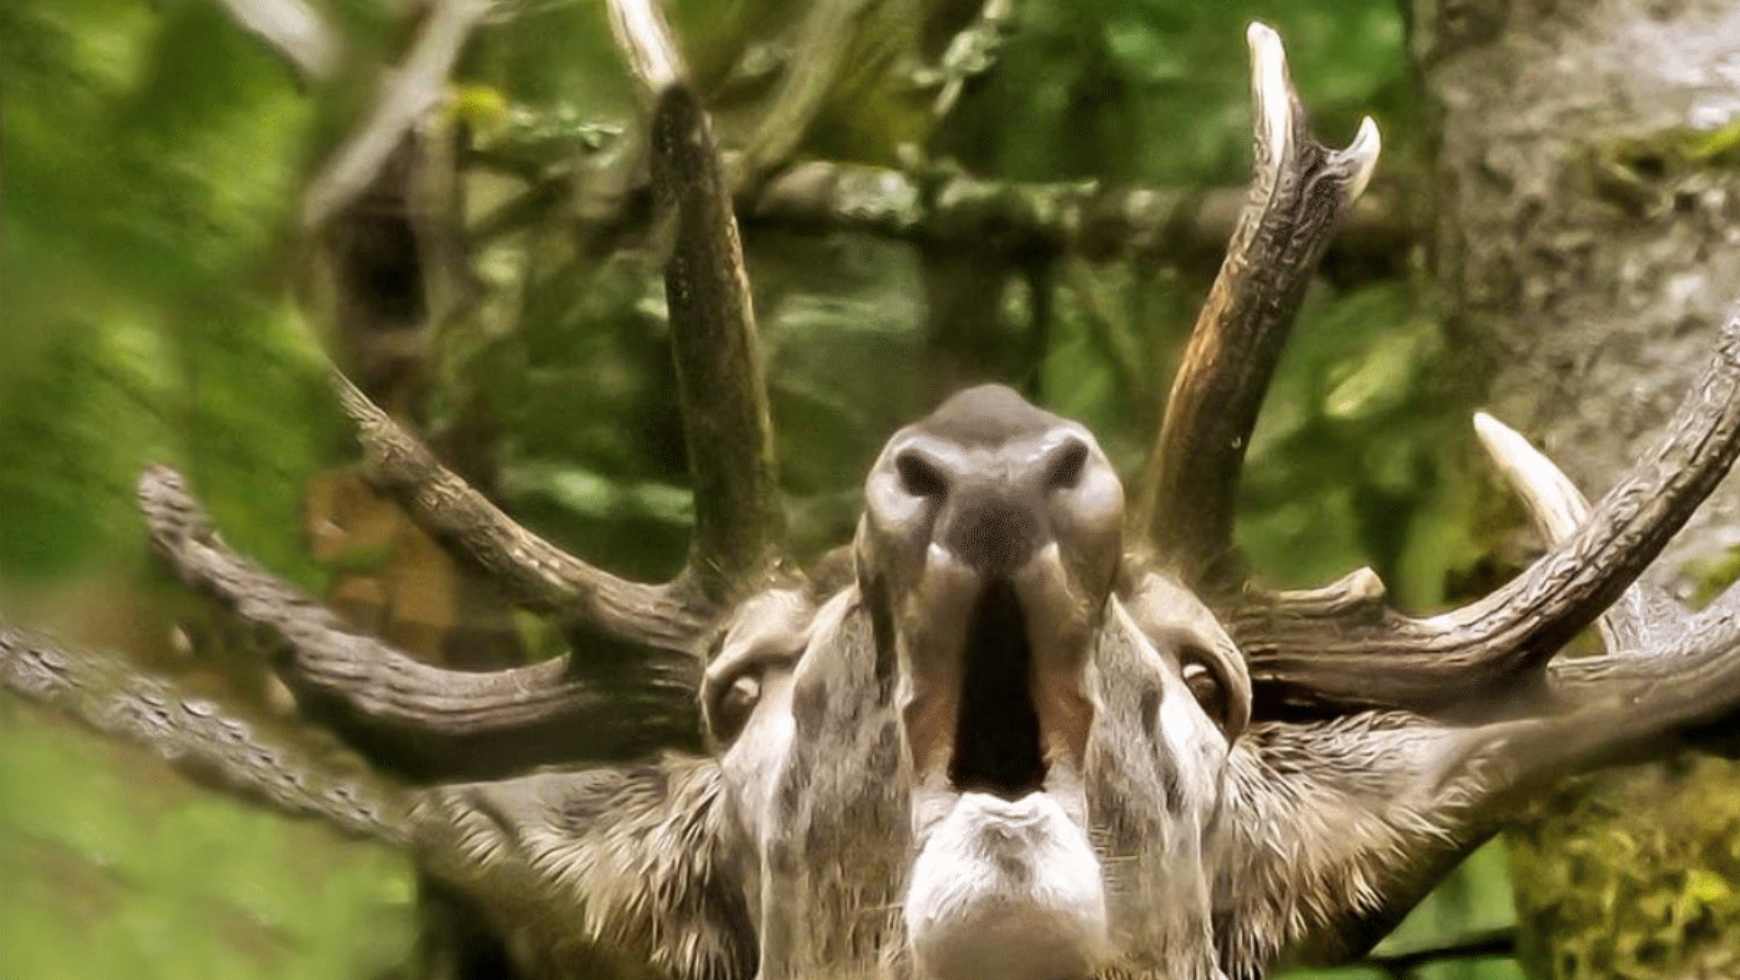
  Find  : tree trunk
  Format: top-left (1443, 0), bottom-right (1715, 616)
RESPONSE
top-left (1410, 2), bottom-right (1740, 978)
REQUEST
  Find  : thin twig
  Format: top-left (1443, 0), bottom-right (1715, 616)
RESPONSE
top-left (1359, 927), bottom-right (1515, 979)
top-left (925, 0), bottom-right (1015, 120)
top-left (303, 0), bottom-right (493, 228)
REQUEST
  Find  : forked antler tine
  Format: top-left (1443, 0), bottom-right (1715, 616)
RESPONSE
top-left (0, 624), bottom-right (410, 842)
top-left (1473, 412), bottom-right (1687, 652)
top-left (1137, 23), bottom-right (1380, 589)
top-left (606, 0), bottom-right (790, 604)
top-left (1234, 308), bottom-right (1740, 714)
top-left (331, 373), bottom-right (712, 648)
top-left (1408, 312), bottom-right (1740, 654)
top-left (138, 465), bottom-right (703, 781)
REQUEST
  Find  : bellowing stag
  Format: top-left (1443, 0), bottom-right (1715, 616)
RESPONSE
top-left (4, 3), bottom-right (1739, 980)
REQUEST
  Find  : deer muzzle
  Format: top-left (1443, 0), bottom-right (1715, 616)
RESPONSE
top-left (898, 536), bottom-right (1099, 805)
top-left (898, 536), bottom-right (1107, 980)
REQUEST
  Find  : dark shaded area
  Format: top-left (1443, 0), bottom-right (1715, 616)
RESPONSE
top-left (950, 581), bottom-right (1045, 800)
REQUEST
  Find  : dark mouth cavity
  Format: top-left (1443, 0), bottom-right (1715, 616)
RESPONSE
top-left (948, 580), bottom-right (1046, 799)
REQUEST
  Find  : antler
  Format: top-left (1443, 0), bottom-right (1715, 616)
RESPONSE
top-left (1228, 310), bottom-right (1740, 715)
top-left (1471, 412), bottom-right (1740, 759)
top-left (1471, 411), bottom-right (1688, 653)
top-left (339, 0), bottom-right (786, 623)
top-left (1220, 413), bottom-right (1738, 972)
top-left (1130, 27), bottom-right (1739, 718)
top-left (0, 624), bottom-right (409, 841)
top-left (166, 0), bottom-right (794, 777)
top-left (1134, 23), bottom-right (1380, 589)
top-left (615, 0), bottom-right (790, 602)
top-left (139, 466), bottom-right (702, 780)
top-left (332, 374), bottom-right (711, 648)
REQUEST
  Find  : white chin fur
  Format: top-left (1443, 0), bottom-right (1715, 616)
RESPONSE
top-left (904, 791), bottom-right (1107, 980)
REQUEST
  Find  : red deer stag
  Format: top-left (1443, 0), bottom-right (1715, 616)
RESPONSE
top-left (4, 3), bottom-right (1738, 979)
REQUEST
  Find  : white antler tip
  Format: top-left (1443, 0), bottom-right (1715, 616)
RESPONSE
top-left (1471, 410), bottom-right (1510, 444)
top-left (1341, 116), bottom-right (1382, 202)
top-left (1247, 22), bottom-right (1291, 162)
top-left (1472, 411), bottom-right (1526, 462)
top-left (1472, 411), bottom-right (1592, 542)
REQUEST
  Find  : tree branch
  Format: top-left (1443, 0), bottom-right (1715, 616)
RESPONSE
top-left (215, 0), bottom-right (341, 82)
top-left (737, 0), bottom-right (874, 180)
top-left (747, 160), bottom-right (1406, 264)
top-left (139, 465), bottom-right (703, 781)
top-left (303, 0), bottom-right (491, 228)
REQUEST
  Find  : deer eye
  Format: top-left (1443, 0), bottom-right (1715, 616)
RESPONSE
top-left (704, 663), bottom-right (765, 744)
top-left (1181, 657), bottom-right (1234, 736)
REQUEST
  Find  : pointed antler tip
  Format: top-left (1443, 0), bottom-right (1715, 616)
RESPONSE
top-left (1247, 21), bottom-right (1288, 82)
top-left (1339, 116), bottom-right (1382, 201)
top-left (1472, 411), bottom-right (1593, 543)
top-left (1247, 22), bottom-right (1294, 160)
top-left (1471, 410), bottom-right (1510, 443)
top-left (138, 464), bottom-right (183, 495)
top-left (1472, 411), bottom-right (1528, 463)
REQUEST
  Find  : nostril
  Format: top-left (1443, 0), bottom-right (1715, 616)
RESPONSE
top-left (1046, 440), bottom-right (1090, 491)
top-left (897, 452), bottom-right (948, 498)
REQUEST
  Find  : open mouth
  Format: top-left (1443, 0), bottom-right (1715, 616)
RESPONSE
top-left (948, 580), bottom-right (1047, 799)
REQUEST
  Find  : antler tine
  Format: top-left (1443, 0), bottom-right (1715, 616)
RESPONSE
top-left (332, 373), bottom-right (710, 648)
top-left (1476, 411), bottom-right (1740, 756)
top-left (0, 624), bottom-right (410, 842)
top-left (1135, 22), bottom-right (1380, 589)
top-left (607, 0), bottom-right (791, 605)
top-left (1473, 412), bottom-right (1686, 652)
top-left (1233, 308), bottom-right (1740, 714)
top-left (138, 465), bottom-right (703, 780)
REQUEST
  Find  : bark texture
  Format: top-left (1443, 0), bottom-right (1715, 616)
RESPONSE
top-left (1412, 2), bottom-right (1740, 978)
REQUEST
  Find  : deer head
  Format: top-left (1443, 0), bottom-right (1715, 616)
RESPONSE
top-left (4, 4), bottom-right (1738, 980)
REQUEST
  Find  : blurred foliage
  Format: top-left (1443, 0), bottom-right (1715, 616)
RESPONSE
top-left (0, 0), bottom-right (340, 589)
top-left (0, 703), bottom-right (411, 980)
top-left (1508, 759), bottom-right (1740, 980)
top-left (1, 0), bottom-right (1528, 978)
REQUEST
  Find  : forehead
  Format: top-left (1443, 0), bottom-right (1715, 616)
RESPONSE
top-left (902, 384), bottom-right (1072, 448)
